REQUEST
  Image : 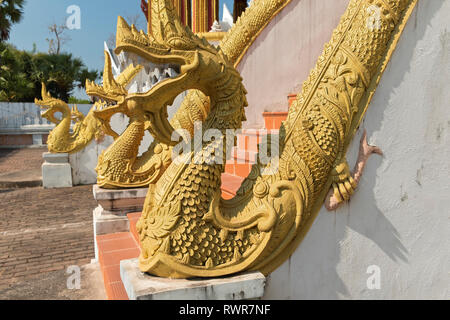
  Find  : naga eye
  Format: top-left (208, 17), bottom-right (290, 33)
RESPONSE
top-left (167, 37), bottom-right (195, 50)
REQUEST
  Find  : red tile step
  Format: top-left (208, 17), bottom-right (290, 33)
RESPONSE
top-left (261, 93), bottom-right (295, 131)
top-left (262, 112), bottom-right (288, 130)
top-left (127, 212), bottom-right (141, 244)
top-left (288, 93), bottom-right (297, 109)
top-left (225, 147), bottom-right (257, 178)
top-left (236, 129), bottom-right (263, 153)
top-left (236, 129), bottom-right (280, 152)
top-left (221, 173), bottom-right (245, 200)
top-left (96, 232), bottom-right (140, 300)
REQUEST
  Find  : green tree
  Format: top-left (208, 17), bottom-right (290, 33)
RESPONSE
top-left (0, 0), bottom-right (25, 42)
top-left (0, 43), bottom-right (99, 102)
top-left (0, 42), bottom-right (33, 101)
top-left (46, 23), bottom-right (70, 55)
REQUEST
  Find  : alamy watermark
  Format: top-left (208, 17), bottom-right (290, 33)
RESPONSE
top-left (367, 4), bottom-right (382, 31)
top-left (66, 5), bottom-right (81, 30)
top-left (66, 265), bottom-right (81, 290)
top-left (170, 122), bottom-right (280, 175)
top-left (366, 265), bottom-right (381, 290)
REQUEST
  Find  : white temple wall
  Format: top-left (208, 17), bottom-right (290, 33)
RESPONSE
top-left (237, 0), bottom-right (349, 128)
top-left (263, 0), bottom-right (450, 299)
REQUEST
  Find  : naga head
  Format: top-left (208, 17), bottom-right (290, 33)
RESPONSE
top-left (88, 0), bottom-right (238, 145)
top-left (35, 83), bottom-right (71, 125)
top-left (86, 51), bottom-right (143, 139)
top-left (70, 105), bottom-right (85, 123)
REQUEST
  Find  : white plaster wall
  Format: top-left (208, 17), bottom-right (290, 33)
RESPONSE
top-left (0, 103), bottom-right (93, 128)
top-left (237, 0), bottom-right (349, 128)
top-left (69, 135), bottom-right (112, 186)
top-left (263, 0), bottom-right (450, 300)
top-left (0, 102), bottom-right (51, 128)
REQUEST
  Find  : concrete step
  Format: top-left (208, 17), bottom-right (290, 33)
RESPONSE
top-left (0, 169), bottom-right (42, 188)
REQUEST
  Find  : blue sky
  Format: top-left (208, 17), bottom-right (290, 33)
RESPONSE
top-left (9, 0), bottom-right (235, 97)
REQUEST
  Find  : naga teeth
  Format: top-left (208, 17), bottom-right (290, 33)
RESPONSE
top-left (111, 51), bottom-right (181, 94)
top-left (166, 67), bottom-right (178, 78)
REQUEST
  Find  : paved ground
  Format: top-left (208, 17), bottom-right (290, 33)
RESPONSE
top-left (0, 148), bottom-right (45, 188)
top-left (0, 148), bottom-right (46, 175)
top-left (0, 148), bottom-right (103, 299)
top-left (0, 263), bottom-right (106, 300)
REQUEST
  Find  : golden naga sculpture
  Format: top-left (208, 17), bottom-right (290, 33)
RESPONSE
top-left (125, 0), bottom-right (417, 278)
top-left (34, 83), bottom-right (106, 154)
top-left (34, 52), bottom-right (143, 154)
top-left (85, 0), bottom-right (417, 278)
top-left (88, 0), bottom-right (293, 188)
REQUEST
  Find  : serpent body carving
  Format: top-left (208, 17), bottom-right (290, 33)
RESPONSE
top-left (95, 0), bottom-right (418, 278)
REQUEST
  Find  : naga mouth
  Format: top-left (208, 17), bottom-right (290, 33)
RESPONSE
top-left (36, 104), bottom-right (62, 124)
top-left (114, 15), bottom-right (198, 101)
top-left (34, 86), bottom-right (62, 124)
top-left (120, 52), bottom-right (181, 95)
top-left (86, 56), bottom-right (182, 112)
top-left (110, 49), bottom-right (197, 146)
top-left (37, 104), bottom-right (51, 117)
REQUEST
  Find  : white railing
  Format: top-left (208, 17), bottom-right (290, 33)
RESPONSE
top-left (0, 102), bottom-right (92, 132)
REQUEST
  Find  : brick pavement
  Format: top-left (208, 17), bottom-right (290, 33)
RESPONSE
top-left (0, 185), bottom-right (97, 294)
top-left (0, 148), bottom-right (46, 175)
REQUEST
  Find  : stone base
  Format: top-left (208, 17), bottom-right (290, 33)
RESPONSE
top-left (120, 259), bottom-right (266, 300)
top-left (42, 152), bottom-right (73, 188)
top-left (92, 185), bottom-right (148, 262)
top-left (91, 185), bottom-right (147, 236)
top-left (93, 206), bottom-right (130, 235)
top-left (93, 184), bottom-right (148, 216)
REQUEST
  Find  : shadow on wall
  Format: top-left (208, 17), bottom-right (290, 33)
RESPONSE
top-left (264, 0), bottom-right (445, 299)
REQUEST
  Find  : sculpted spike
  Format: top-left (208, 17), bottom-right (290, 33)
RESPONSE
top-left (115, 63), bottom-right (144, 88)
top-left (40, 82), bottom-right (52, 100)
top-left (116, 16), bottom-right (133, 49)
top-left (150, 0), bottom-right (199, 49)
top-left (102, 51), bottom-right (125, 95)
top-left (160, 236), bottom-right (171, 254)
